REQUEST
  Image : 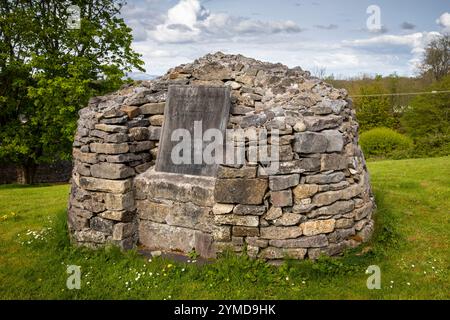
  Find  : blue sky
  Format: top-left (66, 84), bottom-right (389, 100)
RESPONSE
top-left (121, 0), bottom-right (450, 78)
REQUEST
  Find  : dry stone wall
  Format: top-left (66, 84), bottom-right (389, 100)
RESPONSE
top-left (68, 52), bottom-right (375, 261)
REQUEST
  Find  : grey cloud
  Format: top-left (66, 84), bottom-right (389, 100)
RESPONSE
top-left (401, 22), bottom-right (416, 30)
top-left (315, 24), bottom-right (338, 30)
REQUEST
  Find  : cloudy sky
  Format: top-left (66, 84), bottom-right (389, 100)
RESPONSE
top-left (121, 0), bottom-right (450, 78)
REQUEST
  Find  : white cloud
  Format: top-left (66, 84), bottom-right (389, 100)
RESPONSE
top-left (149, 0), bottom-right (302, 43)
top-left (343, 32), bottom-right (441, 74)
top-left (436, 12), bottom-right (450, 32)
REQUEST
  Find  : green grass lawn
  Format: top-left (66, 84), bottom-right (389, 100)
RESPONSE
top-left (0, 157), bottom-right (449, 299)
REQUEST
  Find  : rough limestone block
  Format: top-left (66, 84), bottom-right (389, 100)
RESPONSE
top-left (270, 190), bottom-right (293, 207)
top-left (269, 234), bottom-right (328, 248)
top-left (259, 247), bottom-right (307, 260)
top-left (269, 174), bottom-right (300, 191)
top-left (260, 226), bottom-right (302, 239)
top-left (293, 184), bottom-right (319, 203)
top-left (113, 222), bottom-right (136, 240)
top-left (232, 204), bottom-right (266, 216)
top-left (214, 178), bottom-right (268, 205)
top-left (140, 102), bottom-right (165, 115)
top-left (90, 143), bottom-right (129, 154)
top-left (301, 219), bottom-right (336, 236)
top-left (79, 177), bottom-right (132, 193)
top-left (213, 214), bottom-right (259, 227)
top-left (104, 192), bottom-right (135, 211)
top-left (90, 162), bottom-right (134, 180)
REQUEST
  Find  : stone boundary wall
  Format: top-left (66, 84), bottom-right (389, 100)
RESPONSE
top-left (0, 161), bottom-right (72, 184)
top-left (68, 52), bottom-right (376, 261)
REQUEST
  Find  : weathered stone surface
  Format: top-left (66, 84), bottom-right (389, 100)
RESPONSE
top-left (269, 174), bottom-right (299, 191)
top-left (312, 184), bottom-right (361, 206)
top-left (328, 227), bottom-right (355, 243)
top-left (131, 141), bottom-right (154, 152)
top-left (260, 226), bottom-right (302, 239)
top-left (120, 105), bottom-right (141, 119)
top-left (214, 178), bottom-right (268, 205)
top-left (269, 234), bottom-right (328, 248)
top-left (259, 247), bottom-right (307, 259)
top-left (233, 226), bottom-right (259, 237)
top-left (273, 213), bottom-right (303, 226)
top-left (212, 225), bottom-right (231, 241)
top-left (129, 127), bottom-right (149, 141)
top-left (90, 216), bottom-right (114, 234)
top-left (139, 221), bottom-right (214, 258)
top-left (293, 184), bottom-right (319, 202)
top-left (294, 131), bottom-right (343, 154)
top-left (90, 143), bottom-right (129, 154)
top-left (214, 214), bottom-right (259, 227)
top-left (233, 204), bottom-right (266, 215)
top-left (149, 115), bottom-right (164, 126)
top-left (149, 126), bottom-right (162, 140)
top-left (140, 102), bottom-right (165, 115)
top-left (94, 124), bottom-right (128, 133)
top-left (113, 222), bottom-right (135, 240)
top-left (212, 203), bottom-right (234, 215)
top-left (105, 133), bottom-right (129, 143)
top-left (268, 134), bottom-right (294, 145)
top-left (264, 206), bottom-right (283, 220)
top-left (308, 200), bottom-right (354, 218)
top-left (165, 202), bottom-right (213, 232)
top-left (321, 154), bottom-right (348, 171)
top-left (293, 132), bottom-right (328, 153)
top-left (293, 121), bottom-right (307, 132)
top-left (90, 162), bottom-right (134, 179)
top-left (98, 210), bottom-right (134, 222)
top-left (270, 190), bottom-right (293, 207)
top-left (79, 177), bottom-right (132, 193)
top-left (246, 237), bottom-right (269, 248)
top-left (231, 105), bottom-right (253, 115)
top-left (303, 115), bottom-right (342, 131)
top-left (305, 172), bottom-right (345, 184)
top-left (137, 200), bottom-right (170, 223)
top-left (323, 130), bottom-right (344, 152)
top-left (217, 166), bottom-right (257, 178)
top-left (354, 202), bottom-right (373, 220)
top-left (356, 221), bottom-right (374, 242)
top-left (74, 229), bottom-right (106, 243)
top-left (137, 170), bottom-right (215, 206)
top-left (104, 191), bottom-right (135, 211)
top-left (301, 219), bottom-right (335, 236)
top-left (73, 149), bottom-right (98, 164)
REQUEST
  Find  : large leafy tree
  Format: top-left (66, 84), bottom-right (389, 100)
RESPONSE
top-left (0, 0), bottom-right (144, 183)
top-left (420, 33), bottom-right (450, 81)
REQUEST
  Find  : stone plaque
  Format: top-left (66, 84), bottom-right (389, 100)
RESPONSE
top-left (155, 85), bottom-right (231, 176)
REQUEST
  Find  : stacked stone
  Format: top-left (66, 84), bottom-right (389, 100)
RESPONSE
top-left (68, 52), bottom-right (376, 261)
top-left (68, 89), bottom-right (165, 248)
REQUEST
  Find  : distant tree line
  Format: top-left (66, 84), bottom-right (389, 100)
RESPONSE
top-left (329, 33), bottom-right (450, 159)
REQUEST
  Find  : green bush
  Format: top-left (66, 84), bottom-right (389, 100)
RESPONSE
top-left (360, 127), bottom-right (413, 159)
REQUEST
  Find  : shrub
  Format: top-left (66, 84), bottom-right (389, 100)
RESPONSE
top-left (360, 127), bottom-right (413, 159)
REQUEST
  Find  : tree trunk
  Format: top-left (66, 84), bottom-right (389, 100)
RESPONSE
top-left (17, 162), bottom-right (37, 184)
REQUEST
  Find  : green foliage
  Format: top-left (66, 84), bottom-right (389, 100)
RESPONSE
top-left (352, 77), bottom-right (398, 132)
top-left (360, 127), bottom-right (413, 159)
top-left (401, 75), bottom-right (450, 158)
top-left (0, 0), bottom-right (144, 178)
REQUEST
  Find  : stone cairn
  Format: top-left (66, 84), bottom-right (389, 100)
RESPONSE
top-left (68, 52), bottom-right (376, 262)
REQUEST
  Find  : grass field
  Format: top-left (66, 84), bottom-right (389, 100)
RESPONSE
top-left (0, 157), bottom-right (449, 299)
